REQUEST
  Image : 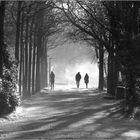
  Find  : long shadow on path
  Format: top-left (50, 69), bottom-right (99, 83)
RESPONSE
top-left (2, 88), bottom-right (140, 140)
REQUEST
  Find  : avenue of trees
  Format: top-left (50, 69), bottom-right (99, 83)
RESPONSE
top-left (1, 0), bottom-right (140, 115)
top-left (54, 0), bottom-right (140, 114)
top-left (1, 1), bottom-right (62, 98)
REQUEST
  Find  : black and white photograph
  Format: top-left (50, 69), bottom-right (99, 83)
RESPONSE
top-left (0, 0), bottom-right (140, 139)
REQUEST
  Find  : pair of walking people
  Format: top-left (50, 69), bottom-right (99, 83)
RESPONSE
top-left (75, 72), bottom-right (89, 88)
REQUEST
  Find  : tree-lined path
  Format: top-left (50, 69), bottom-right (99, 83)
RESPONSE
top-left (0, 87), bottom-right (140, 140)
top-left (1, 1), bottom-right (140, 140)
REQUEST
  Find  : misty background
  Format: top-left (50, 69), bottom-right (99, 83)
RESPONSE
top-left (49, 42), bottom-right (99, 88)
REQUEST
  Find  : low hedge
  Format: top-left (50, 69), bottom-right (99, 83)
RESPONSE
top-left (0, 91), bottom-right (19, 116)
top-left (0, 64), bottom-right (20, 117)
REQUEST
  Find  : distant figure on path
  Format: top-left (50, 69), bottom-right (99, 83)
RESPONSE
top-left (50, 71), bottom-right (55, 90)
top-left (84, 73), bottom-right (89, 88)
top-left (75, 72), bottom-right (81, 88)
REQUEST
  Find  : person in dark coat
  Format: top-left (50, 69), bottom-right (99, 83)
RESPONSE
top-left (84, 73), bottom-right (89, 88)
top-left (50, 71), bottom-right (55, 90)
top-left (75, 72), bottom-right (81, 88)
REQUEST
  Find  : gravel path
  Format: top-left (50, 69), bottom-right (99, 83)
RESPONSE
top-left (0, 88), bottom-right (140, 140)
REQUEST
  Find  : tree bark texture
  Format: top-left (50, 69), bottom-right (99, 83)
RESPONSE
top-left (23, 17), bottom-right (29, 97)
top-left (32, 25), bottom-right (37, 94)
top-left (35, 32), bottom-right (41, 92)
top-left (19, 13), bottom-right (24, 96)
top-left (0, 1), bottom-right (5, 78)
top-left (98, 44), bottom-right (104, 91)
top-left (107, 51), bottom-right (118, 96)
top-left (15, 1), bottom-right (22, 64)
top-left (28, 18), bottom-right (34, 96)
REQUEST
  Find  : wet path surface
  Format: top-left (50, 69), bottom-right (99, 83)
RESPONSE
top-left (0, 88), bottom-right (140, 140)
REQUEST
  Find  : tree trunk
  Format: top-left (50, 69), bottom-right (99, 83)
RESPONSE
top-left (41, 58), bottom-right (44, 88)
top-left (28, 18), bottom-right (34, 96)
top-left (107, 52), bottom-right (117, 96)
top-left (125, 66), bottom-right (136, 114)
top-left (15, 1), bottom-right (22, 64)
top-left (35, 11), bottom-right (44, 92)
top-left (32, 25), bottom-right (37, 94)
top-left (23, 17), bottom-right (29, 98)
top-left (22, 43), bottom-right (25, 97)
top-left (40, 38), bottom-right (43, 89)
top-left (35, 33), bottom-right (41, 92)
top-left (42, 36), bottom-right (46, 88)
top-left (0, 1), bottom-right (5, 78)
top-left (98, 44), bottom-right (104, 91)
top-left (107, 53), bottom-right (111, 95)
top-left (44, 37), bottom-right (48, 87)
top-left (19, 13), bottom-right (24, 96)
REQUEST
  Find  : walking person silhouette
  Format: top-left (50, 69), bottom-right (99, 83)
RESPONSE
top-left (84, 73), bottom-right (89, 88)
top-left (50, 71), bottom-right (55, 90)
top-left (75, 72), bottom-right (81, 88)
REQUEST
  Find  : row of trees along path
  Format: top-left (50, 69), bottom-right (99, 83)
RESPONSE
top-left (1, 1), bottom-right (140, 116)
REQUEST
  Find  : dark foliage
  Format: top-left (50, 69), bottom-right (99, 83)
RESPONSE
top-left (0, 43), bottom-right (20, 117)
top-left (0, 65), bottom-right (20, 117)
top-left (0, 91), bottom-right (19, 116)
